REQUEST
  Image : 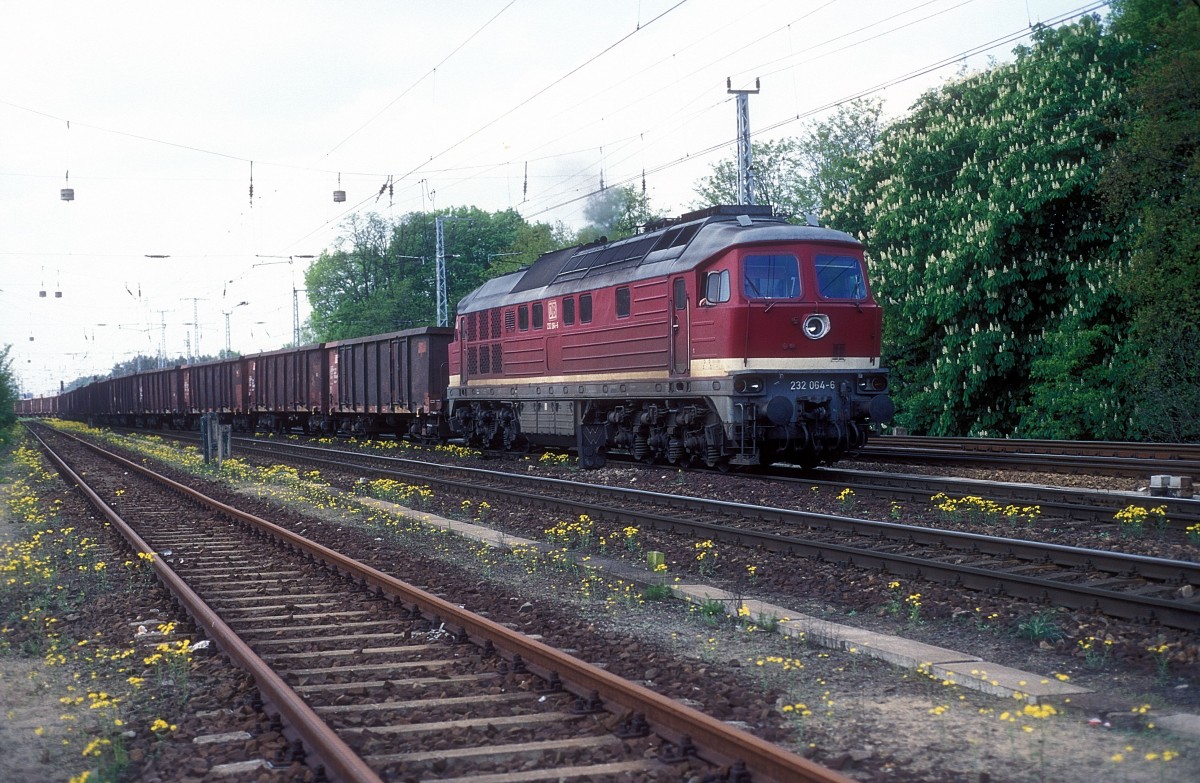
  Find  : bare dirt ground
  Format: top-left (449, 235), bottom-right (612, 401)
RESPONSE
top-left (0, 488), bottom-right (84, 783)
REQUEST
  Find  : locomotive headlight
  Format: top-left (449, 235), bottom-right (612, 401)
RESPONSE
top-left (802, 314), bottom-right (831, 340)
top-left (857, 374), bottom-right (889, 393)
top-left (733, 376), bottom-right (764, 394)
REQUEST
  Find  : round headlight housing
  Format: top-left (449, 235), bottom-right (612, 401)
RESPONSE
top-left (802, 314), bottom-right (831, 340)
top-left (733, 376), bottom-right (764, 394)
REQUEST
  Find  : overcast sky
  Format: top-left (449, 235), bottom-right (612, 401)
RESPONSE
top-left (1, 0), bottom-right (1106, 397)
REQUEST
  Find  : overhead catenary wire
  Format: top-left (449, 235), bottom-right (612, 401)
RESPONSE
top-left (0, 0), bottom-right (1115, 343)
top-left (284, 1), bottom-right (1111, 239)
top-left (323, 0), bottom-right (518, 158)
top-left (0, 3), bottom-right (1097, 218)
top-left (521, 1), bottom-right (1112, 220)
top-left (396, 0), bottom-right (959, 212)
top-left (282, 1), bottom-right (691, 249)
top-left (517, 0), bottom-right (1110, 219)
top-left (392, 0), bottom-right (1027, 218)
top-left (380, 0), bottom-right (690, 191)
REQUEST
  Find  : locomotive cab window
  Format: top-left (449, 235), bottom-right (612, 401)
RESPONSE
top-left (815, 255), bottom-right (868, 300)
top-left (518, 305), bottom-right (529, 331)
top-left (580, 293), bottom-right (593, 323)
top-left (563, 297), bottom-right (575, 326)
top-left (532, 302), bottom-right (544, 329)
top-left (743, 254), bottom-right (800, 299)
top-left (704, 269), bottom-right (730, 304)
top-left (616, 286), bottom-right (631, 318)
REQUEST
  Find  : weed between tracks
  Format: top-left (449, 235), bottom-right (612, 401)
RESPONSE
top-left (30, 422), bottom-right (1200, 782)
top-left (2, 433), bottom-right (200, 783)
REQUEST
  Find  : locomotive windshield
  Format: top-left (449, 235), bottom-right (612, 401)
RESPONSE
top-left (743, 254), bottom-right (800, 299)
top-left (815, 254), bottom-right (868, 300)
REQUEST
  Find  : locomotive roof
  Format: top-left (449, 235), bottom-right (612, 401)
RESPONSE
top-left (456, 206), bottom-right (861, 314)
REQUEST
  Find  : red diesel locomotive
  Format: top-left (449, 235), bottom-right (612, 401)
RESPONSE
top-left (18, 205), bottom-right (892, 469)
top-left (446, 204), bottom-right (893, 468)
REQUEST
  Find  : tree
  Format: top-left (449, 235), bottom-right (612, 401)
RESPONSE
top-left (306, 213), bottom-right (401, 340)
top-left (694, 138), bottom-right (807, 215)
top-left (576, 186), bottom-right (665, 244)
top-left (1102, 0), bottom-right (1200, 441)
top-left (798, 97), bottom-right (885, 219)
top-left (827, 16), bottom-right (1134, 437)
top-left (0, 345), bottom-right (16, 440)
top-left (110, 354), bottom-right (168, 377)
top-left (306, 207), bottom-right (567, 341)
top-left (496, 221), bottom-right (568, 274)
top-left (693, 98), bottom-right (884, 221)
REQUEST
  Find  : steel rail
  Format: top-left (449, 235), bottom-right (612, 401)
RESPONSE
top-left (44, 427), bottom-right (856, 783)
top-left (871, 435), bottom-right (1200, 462)
top-left (29, 427), bottom-right (385, 783)
top-left (858, 438), bottom-right (1200, 479)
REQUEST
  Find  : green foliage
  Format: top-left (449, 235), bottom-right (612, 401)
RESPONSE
top-left (694, 137), bottom-right (807, 214)
top-left (693, 98), bottom-right (884, 220)
top-left (306, 212), bottom-right (401, 340)
top-left (1102, 0), bottom-right (1200, 441)
top-left (0, 345), bottom-right (16, 440)
top-left (1019, 323), bottom-right (1127, 438)
top-left (797, 97), bottom-right (885, 217)
top-left (109, 354), bottom-right (171, 377)
top-left (828, 16), bottom-right (1135, 436)
top-left (306, 207), bottom-right (566, 341)
top-left (1016, 610), bottom-right (1065, 643)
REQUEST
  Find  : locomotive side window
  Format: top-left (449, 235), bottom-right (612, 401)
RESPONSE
top-left (704, 269), bottom-right (730, 304)
top-left (673, 278), bottom-right (687, 310)
top-left (518, 305), bottom-right (529, 331)
top-left (744, 254), bottom-right (800, 299)
top-left (616, 287), bottom-right (631, 318)
top-left (580, 293), bottom-right (593, 323)
top-left (532, 302), bottom-right (544, 329)
top-left (563, 297), bottom-right (575, 325)
top-left (815, 255), bottom-right (868, 300)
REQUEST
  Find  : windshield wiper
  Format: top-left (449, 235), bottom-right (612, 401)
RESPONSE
top-left (745, 277), bottom-right (776, 312)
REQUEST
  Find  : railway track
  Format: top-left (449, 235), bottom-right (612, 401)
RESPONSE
top-left (858, 435), bottom-right (1200, 479)
top-left (96, 428), bottom-right (1200, 632)
top-left (31, 425), bottom-right (852, 783)
top-left (804, 466), bottom-right (1200, 529)
top-left (117, 427), bottom-right (1200, 528)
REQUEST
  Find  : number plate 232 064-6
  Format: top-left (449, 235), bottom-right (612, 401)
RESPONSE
top-left (790, 380), bottom-right (837, 392)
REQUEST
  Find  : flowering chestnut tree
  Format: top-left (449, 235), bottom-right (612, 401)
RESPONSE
top-left (828, 16), bottom-right (1136, 437)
